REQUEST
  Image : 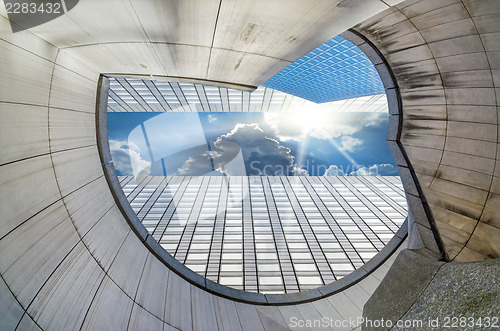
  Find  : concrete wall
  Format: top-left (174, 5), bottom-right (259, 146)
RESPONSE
top-left (363, 249), bottom-right (499, 330)
top-left (354, 0), bottom-right (500, 262)
top-left (0, 1), bottom-right (405, 329)
top-left (1, 0), bottom-right (498, 329)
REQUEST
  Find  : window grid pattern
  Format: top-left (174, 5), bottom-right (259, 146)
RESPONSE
top-left (119, 176), bottom-right (407, 294)
top-left (263, 36), bottom-right (385, 103)
top-left (107, 78), bottom-right (387, 113)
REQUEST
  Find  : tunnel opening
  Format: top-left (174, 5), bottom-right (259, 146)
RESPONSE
top-left (96, 30), bottom-right (421, 303)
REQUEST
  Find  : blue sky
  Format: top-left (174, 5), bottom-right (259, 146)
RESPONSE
top-left (107, 111), bottom-right (398, 177)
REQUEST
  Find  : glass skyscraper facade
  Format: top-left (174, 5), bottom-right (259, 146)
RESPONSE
top-left (263, 35), bottom-right (385, 103)
top-left (106, 32), bottom-right (405, 294)
top-left (119, 175), bottom-right (406, 293)
top-left (107, 78), bottom-right (387, 113)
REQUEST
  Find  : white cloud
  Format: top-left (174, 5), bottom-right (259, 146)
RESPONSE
top-left (324, 165), bottom-right (345, 176)
top-left (340, 136), bottom-right (362, 152)
top-left (109, 140), bottom-right (151, 176)
top-left (349, 166), bottom-right (377, 176)
top-left (292, 166), bottom-right (309, 176)
top-left (207, 115), bottom-right (217, 123)
top-left (177, 153), bottom-right (213, 175)
top-left (178, 123), bottom-right (300, 176)
top-left (214, 123), bottom-right (296, 176)
top-left (264, 111), bottom-right (386, 141)
top-left (349, 164), bottom-right (398, 176)
top-left (324, 163), bottom-right (398, 176)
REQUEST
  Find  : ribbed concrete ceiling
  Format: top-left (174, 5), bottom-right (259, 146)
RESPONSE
top-left (2, 0), bottom-right (399, 86)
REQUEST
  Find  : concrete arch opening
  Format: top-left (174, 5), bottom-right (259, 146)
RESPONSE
top-left (1, 0), bottom-right (498, 329)
top-left (95, 29), bottom-right (414, 304)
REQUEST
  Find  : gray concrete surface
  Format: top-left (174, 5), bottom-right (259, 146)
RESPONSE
top-left (1, 0), bottom-right (499, 329)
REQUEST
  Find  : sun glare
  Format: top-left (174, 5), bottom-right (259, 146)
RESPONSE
top-left (291, 110), bottom-right (330, 129)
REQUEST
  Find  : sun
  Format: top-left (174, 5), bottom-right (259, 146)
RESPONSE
top-left (289, 110), bottom-right (332, 131)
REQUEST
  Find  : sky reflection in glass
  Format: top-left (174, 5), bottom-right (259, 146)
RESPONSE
top-left (108, 111), bottom-right (398, 178)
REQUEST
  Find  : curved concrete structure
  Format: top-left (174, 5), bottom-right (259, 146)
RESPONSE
top-left (94, 28), bottom-right (411, 304)
top-left (353, 0), bottom-right (500, 261)
top-left (1, 0), bottom-right (499, 330)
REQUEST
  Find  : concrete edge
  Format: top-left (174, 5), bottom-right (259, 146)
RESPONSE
top-left (346, 28), bottom-right (446, 260)
top-left (103, 73), bottom-right (257, 92)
